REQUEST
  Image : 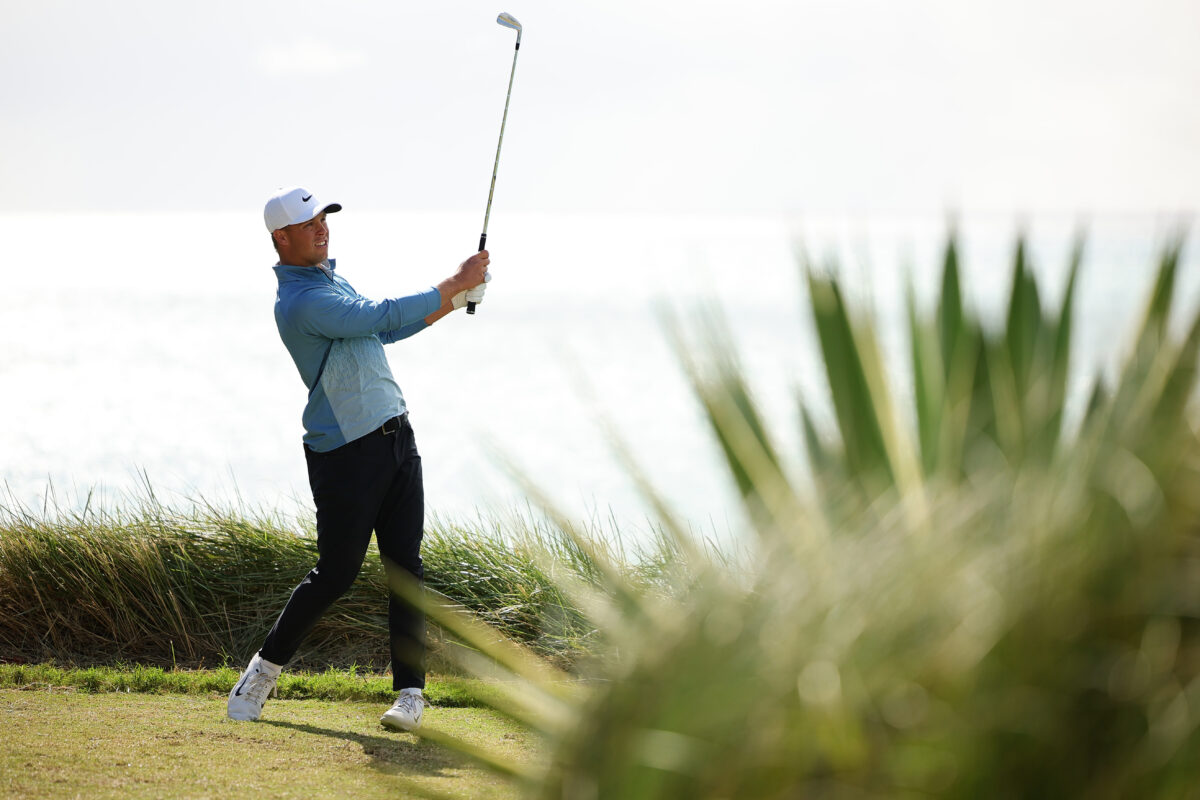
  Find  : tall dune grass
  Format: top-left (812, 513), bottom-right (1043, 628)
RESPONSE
top-left (411, 232), bottom-right (1200, 798)
top-left (0, 496), bottom-right (637, 670)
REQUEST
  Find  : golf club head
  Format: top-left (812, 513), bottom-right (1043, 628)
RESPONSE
top-left (496, 12), bottom-right (522, 42)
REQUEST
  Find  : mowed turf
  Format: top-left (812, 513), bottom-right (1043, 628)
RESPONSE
top-left (0, 689), bottom-right (534, 799)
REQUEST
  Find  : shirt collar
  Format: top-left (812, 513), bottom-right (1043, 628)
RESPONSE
top-left (273, 258), bottom-right (337, 276)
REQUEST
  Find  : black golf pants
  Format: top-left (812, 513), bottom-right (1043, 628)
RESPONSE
top-left (259, 414), bottom-right (426, 691)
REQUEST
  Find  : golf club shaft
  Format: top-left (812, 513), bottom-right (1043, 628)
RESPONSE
top-left (468, 37), bottom-right (520, 315)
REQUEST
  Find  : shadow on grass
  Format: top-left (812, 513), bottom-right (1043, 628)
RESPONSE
top-left (258, 718), bottom-right (463, 777)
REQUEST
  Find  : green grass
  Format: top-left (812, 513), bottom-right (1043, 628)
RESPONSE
top-left (0, 688), bottom-right (535, 800)
top-left (0, 663), bottom-right (498, 707)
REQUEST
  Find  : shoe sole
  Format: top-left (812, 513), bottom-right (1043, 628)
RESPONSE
top-left (380, 712), bottom-right (420, 732)
top-left (227, 714), bottom-right (259, 721)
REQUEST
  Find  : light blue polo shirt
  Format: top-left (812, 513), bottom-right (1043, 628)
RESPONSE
top-left (272, 259), bottom-right (442, 452)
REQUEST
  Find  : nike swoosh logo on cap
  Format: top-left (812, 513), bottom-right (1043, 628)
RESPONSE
top-left (301, 195), bottom-right (312, 202)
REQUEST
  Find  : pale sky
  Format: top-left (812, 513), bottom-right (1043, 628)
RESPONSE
top-left (2, 0), bottom-right (1198, 218)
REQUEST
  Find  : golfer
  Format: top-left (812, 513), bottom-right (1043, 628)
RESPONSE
top-left (227, 186), bottom-right (491, 731)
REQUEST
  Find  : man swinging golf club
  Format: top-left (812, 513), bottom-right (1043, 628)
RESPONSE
top-left (226, 185), bottom-right (491, 731)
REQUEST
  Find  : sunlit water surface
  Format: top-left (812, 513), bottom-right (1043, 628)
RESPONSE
top-left (2, 210), bottom-right (1193, 544)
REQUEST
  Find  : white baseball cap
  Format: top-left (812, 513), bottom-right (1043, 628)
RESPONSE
top-left (263, 186), bottom-right (342, 232)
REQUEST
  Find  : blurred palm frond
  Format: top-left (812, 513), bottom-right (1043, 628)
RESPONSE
top-left (414, 231), bottom-right (1200, 799)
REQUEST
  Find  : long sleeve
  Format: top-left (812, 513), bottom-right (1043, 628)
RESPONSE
top-left (289, 284), bottom-right (441, 340)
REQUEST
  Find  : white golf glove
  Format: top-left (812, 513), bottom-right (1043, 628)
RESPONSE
top-left (451, 289), bottom-right (469, 310)
top-left (465, 272), bottom-right (492, 305)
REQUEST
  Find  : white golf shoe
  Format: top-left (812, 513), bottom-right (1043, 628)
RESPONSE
top-left (227, 652), bottom-right (282, 721)
top-left (380, 688), bottom-right (425, 732)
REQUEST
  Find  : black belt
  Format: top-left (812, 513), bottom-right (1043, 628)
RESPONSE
top-left (379, 413), bottom-right (408, 436)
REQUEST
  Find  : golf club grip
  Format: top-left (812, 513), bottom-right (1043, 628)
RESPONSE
top-left (468, 232), bottom-right (487, 315)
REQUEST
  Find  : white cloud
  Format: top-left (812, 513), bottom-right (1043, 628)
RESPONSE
top-left (256, 38), bottom-right (367, 78)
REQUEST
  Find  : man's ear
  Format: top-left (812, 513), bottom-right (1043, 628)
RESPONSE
top-left (273, 229), bottom-right (287, 247)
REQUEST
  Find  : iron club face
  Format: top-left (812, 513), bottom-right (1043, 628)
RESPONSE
top-left (497, 12), bottom-right (522, 43)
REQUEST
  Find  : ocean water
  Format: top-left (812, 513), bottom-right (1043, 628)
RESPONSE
top-left (2, 209), bottom-right (1194, 541)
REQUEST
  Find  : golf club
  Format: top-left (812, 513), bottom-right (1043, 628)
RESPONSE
top-left (469, 11), bottom-right (523, 315)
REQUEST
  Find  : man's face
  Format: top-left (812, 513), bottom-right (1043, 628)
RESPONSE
top-left (275, 212), bottom-right (330, 267)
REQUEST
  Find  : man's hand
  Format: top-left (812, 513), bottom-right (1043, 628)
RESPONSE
top-left (465, 272), bottom-right (492, 304)
top-left (455, 251), bottom-right (490, 291)
top-left (431, 250), bottom-right (493, 323)
top-left (437, 250), bottom-right (489, 303)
